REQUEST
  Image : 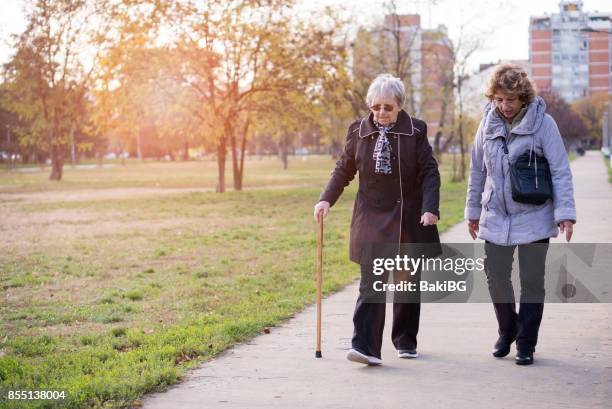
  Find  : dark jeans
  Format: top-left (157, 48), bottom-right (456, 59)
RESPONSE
top-left (484, 238), bottom-right (550, 352)
top-left (351, 263), bottom-right (421, 359)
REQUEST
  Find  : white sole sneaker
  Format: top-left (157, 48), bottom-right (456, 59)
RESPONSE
top-left (346, 348), bottom-right (382, 365)
top-left (397, 350), bottom-right (418, 359)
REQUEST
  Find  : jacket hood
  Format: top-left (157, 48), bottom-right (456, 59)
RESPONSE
top-left (482, 95), bottom-right (547, 139)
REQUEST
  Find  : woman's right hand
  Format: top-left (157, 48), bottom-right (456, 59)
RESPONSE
top-left (468, 219), bottom-right (479, 240)
top-left (313, 201), bottom-right (330, 222)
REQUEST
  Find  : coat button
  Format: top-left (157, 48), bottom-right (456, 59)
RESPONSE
top-left (396, 199), bottom-right (401, 204)
top-left (392, 156), bottom-right (396, 160)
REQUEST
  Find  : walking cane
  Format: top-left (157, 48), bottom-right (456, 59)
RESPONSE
top-left (315, 210), bottom-right (324, 358)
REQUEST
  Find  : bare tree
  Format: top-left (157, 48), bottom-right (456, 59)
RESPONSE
top-left (439, 22), bottom-right (483, 181)
top-left (541, 90), bottom-right (587, 149)
top-left (151, 1), bottom-right (347, 191)
top-left (420, 27), bottom-right (454, 161)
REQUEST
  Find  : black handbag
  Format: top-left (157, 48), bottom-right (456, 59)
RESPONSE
top-left (502, 137), bottom-right (553, 205)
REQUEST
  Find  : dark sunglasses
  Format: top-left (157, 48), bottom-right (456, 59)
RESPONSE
top-left (370, 104), bottom-right (395, 112)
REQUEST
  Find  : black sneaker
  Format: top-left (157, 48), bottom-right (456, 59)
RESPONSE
top-left (515, 349), bottom-right (534, 365)
top-left (492, 337), bottom-right (514, 358)
top-left (397, 349), bottom-right (418, 359)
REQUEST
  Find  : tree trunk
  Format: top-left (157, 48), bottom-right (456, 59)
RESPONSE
top-left (452, 148), bottom-right (458, 181)
top-left (457, 84), bottom-right (466, 182)
top-left (230, 120), bottom-right (250, 191)
top-left (236, 119), bottom-right (250, 191)
top-left (228, 122), bottom-right (241, 191)
top-left (442, 132), bottom-right (455, 151)
top-left (49, 145), bottom-right (64, 181)
top-left (216, 136), bottom-right (226, 193)
top-left (433, 130), bottom-right (443, 162)
top-left (7, 128), bottom-right (14, 169)
top-left (458, 120), bottom-right (466, 181)
top-left (70, 122), bottom-right (77, 167)
top-left (136, 130), bottom-right (143, 161)
top-left (278, 134), bottom-right (288, 170)
top-left (281, 153), bottom-right (288, 169)
top-left (36, 151), bottom-right (46, 169)
top-left (182, 141), bottom-right (189, 161)
top-left (433, 98), bottom-right (449, 162)
top-left (331, 138), bottom-right (342, 159)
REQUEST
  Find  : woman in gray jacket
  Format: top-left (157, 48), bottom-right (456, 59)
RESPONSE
top-left (465, 64), bottom-right (576, 365)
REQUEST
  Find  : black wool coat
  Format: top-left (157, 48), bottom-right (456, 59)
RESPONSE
top-left (319, 110), bottom-right (441, 264)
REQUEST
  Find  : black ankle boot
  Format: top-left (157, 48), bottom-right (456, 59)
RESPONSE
top-left (492, 337), bottom-right (514, 358)
top-left (515, 349), bottom-right (534, 365)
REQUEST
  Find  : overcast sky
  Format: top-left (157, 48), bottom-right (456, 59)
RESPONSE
top-left (1, 0), bottom-right (611, 72)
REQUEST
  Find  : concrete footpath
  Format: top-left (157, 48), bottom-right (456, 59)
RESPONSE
top-left (143, 151), bottom-right (612, 409)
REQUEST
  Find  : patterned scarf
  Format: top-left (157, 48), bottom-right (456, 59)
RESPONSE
top-left (373, 121), bottom-right (394, 175)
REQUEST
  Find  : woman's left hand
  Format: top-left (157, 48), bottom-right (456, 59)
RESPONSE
top-left (420, 212), bottom-right (438, 226)
top-left (559, 220), bottom-right (574, 242)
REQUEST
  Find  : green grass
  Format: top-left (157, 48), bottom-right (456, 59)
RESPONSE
top-left (0, 155), bottom-right (330, 193)
top-left (0, 154), bottom-right (467, 408)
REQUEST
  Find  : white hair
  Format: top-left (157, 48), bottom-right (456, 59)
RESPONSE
top-left (366, 74), bottom-right (406, 108)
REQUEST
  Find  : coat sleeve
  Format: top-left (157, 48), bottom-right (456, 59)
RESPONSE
top-left (416, 122), bottom-right (441, 218)
top-left (318, 123), bottom-right (358, 207)
top-left (542, 116), bottom-right (577, 224)
top-left (464, 118), bottom-right (486, 220)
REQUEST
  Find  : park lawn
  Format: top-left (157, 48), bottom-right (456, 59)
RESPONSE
top-left (0, 155), bottom-right (467, 409)
top-left (0, 156), bottom-right (332, 193)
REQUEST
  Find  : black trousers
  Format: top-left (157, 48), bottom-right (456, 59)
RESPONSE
top-left (484, 238), bottom-right (549, 352)
top-left (351, 263), bottom-right (421, 359)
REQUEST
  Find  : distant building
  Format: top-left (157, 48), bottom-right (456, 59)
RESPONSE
top-left (529, 0), bottom-right (612, 102)
top-left (420, 23), bottom-right (454, 139)
top-left (353, 14), bottom-right (454, 139)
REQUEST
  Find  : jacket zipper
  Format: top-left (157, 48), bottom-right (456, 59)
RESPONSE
top-left (500, 131), bottom-right (512, 244)
top-left (499, 133), bottom-right (509, 217)
top-left (397, 133), bottom-right (403, 253)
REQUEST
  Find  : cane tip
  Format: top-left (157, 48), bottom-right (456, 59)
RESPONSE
top-left (315, 350), bottom-right (322, 358)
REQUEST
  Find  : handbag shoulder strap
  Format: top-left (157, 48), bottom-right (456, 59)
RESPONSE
top-left (501, 136), bottom-right (509, 155)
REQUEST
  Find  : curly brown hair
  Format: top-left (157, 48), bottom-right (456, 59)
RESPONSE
top-left (485, 64), bottom-right (536, 103)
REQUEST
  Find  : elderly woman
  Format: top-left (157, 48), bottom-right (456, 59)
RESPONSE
top-left (313, 73), bottom-right (441, 365)
top-left (465, 64), bottom-right (576, 365)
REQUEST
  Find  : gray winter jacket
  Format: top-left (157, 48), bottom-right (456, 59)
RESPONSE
top-left (464, 96), bottom-right (576, 245)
